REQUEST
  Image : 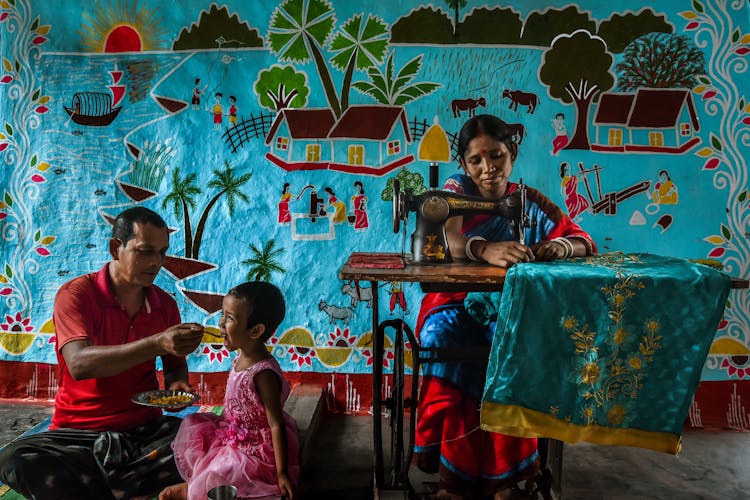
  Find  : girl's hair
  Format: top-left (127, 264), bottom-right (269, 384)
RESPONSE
top-left (457, 114), bottom-right (518, 162)
top-left (227, 282), bottom-right (286, 342)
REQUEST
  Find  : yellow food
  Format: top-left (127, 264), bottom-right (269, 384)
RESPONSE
top-left (147, 394), bottom-right (193, 406)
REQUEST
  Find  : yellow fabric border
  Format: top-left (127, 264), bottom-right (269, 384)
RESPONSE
top-left (480, 402), bottom-right (681, 454)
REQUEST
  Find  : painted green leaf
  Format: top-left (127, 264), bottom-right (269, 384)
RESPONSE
top-left (31, 17), bottom-right (39, 31)
top-left (30, 154), bottom-right (37, 166)
top-left (721, 224), bottom-right (731, 240)
top-left (698, 76), bottom-right (710, 85)
top-left (739, 191), bottom-right (747, 203)
top-left (3, 192), bottom-right (12, 206)
top-left (5, 123), bottom-right (12, 136)
top-left (741, 99), bottom-right (746, 111)
top-left (5, 264), bottom-right (11, 279)
top-left (710, 133), bottom-right (722, 151)
top-left (34, 229), bottom-right (40, 242)
top-left (732, 29), bottom-right (740, 43)
top-left (32, 89), bottom-right (40, 101)
top-left (692, 1), bottom-right (704, 13)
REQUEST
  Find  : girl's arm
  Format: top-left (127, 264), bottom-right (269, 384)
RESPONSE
top-left (256, 370), bottom-right (295, 499)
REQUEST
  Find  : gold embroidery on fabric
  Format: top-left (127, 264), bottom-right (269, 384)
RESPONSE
top-left (556, 253), bottom-right (662, 427)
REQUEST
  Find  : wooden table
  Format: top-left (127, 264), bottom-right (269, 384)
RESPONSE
top-left (339, 252), bottom-right (749, 498)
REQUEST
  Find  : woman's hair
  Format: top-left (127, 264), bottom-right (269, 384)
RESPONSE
top-left (112, 207), bottom-right (167, 244)
top-left (658, 169), bottom-right (669, 180)
top-left (282, 182), bottom-right (290, 194)
top-left (559, 161), bottom-right (569, 177)
top-left (457, 114), bottom-right (518, 162)
top-left (227, 281), bottom-right (286, 342)
top-left (354, 181), bottom-right (364, 194)
top-left (324, 187), bottom-right (334, 196)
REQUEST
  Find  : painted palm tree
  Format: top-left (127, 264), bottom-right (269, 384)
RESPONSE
top-left (445, 0), bottom-right (467, 36)
top-left (191, 160), bottom-right (252, 259)
top-left (352, 51), bottom-right (441, 105)
top-left (329, 14), bottom-right (389, 112)
top-left (161, 168), bottom-right (201, 258)
top-left (242, 239), bottom-right (286, 282)
top-left (268, 0), bottom-right (341, 117)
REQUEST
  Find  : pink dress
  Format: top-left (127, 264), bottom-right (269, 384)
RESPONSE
top-left (172, 357), bottom-right (300, 500)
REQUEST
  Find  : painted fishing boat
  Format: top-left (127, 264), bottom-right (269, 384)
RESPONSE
top-left (64, 65), bottom-right (125, 126)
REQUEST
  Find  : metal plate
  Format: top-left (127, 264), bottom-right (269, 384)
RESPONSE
top-left (131, 389), bottom-right (199, 409)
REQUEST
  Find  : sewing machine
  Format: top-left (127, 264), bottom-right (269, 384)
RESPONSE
top-left (392, 165), bottom-right (530, 264)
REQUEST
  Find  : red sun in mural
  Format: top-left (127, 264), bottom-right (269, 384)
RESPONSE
top-left (104, 25), bottom-right (143, 52)
top-left (81, 2), bottom-right (164, 53)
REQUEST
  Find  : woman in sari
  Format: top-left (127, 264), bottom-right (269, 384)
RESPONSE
top-left (414, 114), bottom-right (596, 499)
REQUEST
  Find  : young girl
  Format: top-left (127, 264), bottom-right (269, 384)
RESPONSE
top-left (159, 282), bottom-right (299, 500)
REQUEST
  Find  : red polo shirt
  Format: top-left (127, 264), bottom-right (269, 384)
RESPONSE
top-left (51, 263), bottom-right (182, 431)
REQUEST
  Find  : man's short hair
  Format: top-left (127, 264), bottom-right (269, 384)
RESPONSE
top-left (112, 207), bottom-right (167, 244)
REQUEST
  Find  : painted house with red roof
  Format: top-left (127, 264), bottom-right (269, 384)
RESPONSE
top-left (264, 105), bottom-right (414, 175)
top-left (592, 88), bottom-right (701, 153)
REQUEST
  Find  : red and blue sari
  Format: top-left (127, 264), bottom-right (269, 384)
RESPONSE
top-left (413, 175), bottom-right (595, 496)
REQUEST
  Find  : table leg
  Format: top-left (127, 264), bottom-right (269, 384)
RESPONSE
top-left (371, 281), bottom-right (384, 489)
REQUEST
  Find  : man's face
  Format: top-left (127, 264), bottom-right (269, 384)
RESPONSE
top-left (111, 222), bottom-right (169, 287)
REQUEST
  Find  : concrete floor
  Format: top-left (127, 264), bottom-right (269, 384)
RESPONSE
top-left (2, 400), bottom-right (749, 499)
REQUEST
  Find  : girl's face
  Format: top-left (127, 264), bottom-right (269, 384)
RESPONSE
top-left (219, 295), bottom-right (252, 352)
top-left (460, 133), bottom-right (513, 199)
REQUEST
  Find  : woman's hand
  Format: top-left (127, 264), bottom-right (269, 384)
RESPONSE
top-left (531, 239), bottom-right (569, 261)
top-left (475, 240), bottom-right (535, 268)
top-left (278, 472), bottom-right (295, 499)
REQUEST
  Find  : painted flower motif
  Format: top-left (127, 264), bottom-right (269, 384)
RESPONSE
top-left (579, 362), bottom-right (601, 385)
top-left (288, 346), bottom-right (316, 367)
top-left (613, 327), bottom-right (628, 345)
top-left (1, 312), bottom-right (34, 332)
top-left (607, 404), bottom-right (627, 425)
top-left (201, 344), bottom-right (230, 363)
top-left (326, 326), bottom-right (357, 347)
top-left (612, 293), bottom-right (626, 307)
top-left (360, 347), bottom-right (395, 368)
top-left (720, 357), bottom-right (749, 379)
top-left (628, 356), bottom-right (642, 371)
top-left (561, 316), bottom-right (578, 330)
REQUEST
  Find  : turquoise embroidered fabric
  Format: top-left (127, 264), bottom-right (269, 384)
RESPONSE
top-left (476, 253), bottom-right (731, 451)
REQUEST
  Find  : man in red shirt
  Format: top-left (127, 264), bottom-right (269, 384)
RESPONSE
top-left (0, 207), bottom-right (204, 499)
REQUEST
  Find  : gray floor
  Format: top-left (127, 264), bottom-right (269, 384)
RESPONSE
top-left (2, 401), bottom-right (749, 499)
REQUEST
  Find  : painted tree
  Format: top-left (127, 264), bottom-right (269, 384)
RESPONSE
top-left (267, 0), bottom-right (341, 116)
top-left (161, 168), bottom-right (200, 257)
top-left (352, 51), bottom-right (440, 105)
top-left (191, 161), bottom-right (252, 259)
top-left (521, 6), bottom-right (595, 47)
top-left (328, 14), bottom-right (389, 111)
top-left (242, 239), bottom-right (286, 282)
top-left (539, 30), bottom-right (615, 150)
top-left (615, 33), bottom-right (706, 91)
top-left (444, 0), bottom-right (467, 36)
top-left (255, 65), bottom-right (310, 112)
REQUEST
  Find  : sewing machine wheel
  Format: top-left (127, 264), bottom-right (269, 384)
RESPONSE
top-left (392, 179), bottom-right (406, 234)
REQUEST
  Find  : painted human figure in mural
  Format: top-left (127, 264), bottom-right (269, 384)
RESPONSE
top-left (228, 95), bottom-right (238, 126)
top-left (560, 161), bottom-right (590, 220)
top-left (0, 207), bottom-right (204, 499)
top-left (278, 183), bottom-right (293, 225)
top-left (551, 112), bottom-right (569, 154)
top-left (351, 181), bottom-right (369, 231)
top-left (212, 92), bottom-right (223, 130)
top-left (388, 281), bottom-right (408, 315)
top-left (324, 187), bottom-right (347, 224)
top-left (653, 169), bottom-right (678, 205)
top-left (192, 78), bottom-right (205, 110)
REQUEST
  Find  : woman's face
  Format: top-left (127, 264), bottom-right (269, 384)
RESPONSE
top-left (460, 133), bottom-right (513, 199)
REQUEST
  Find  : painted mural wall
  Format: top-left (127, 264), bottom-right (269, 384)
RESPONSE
top-left (1, 0), bottom-right (749, 426)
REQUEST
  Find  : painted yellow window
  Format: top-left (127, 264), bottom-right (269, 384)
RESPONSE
top-left (306, 144), bottom-right (321, 162)
top-left (348, 144), bottom-right (364, 165)
top-left (649, 131), bottom-right (664, 147)
top-left (276, 136), bottom-right (289, 151)
top-left (608, 128), bottom-right (622, 146)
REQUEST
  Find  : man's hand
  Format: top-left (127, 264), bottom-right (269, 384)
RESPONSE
top-left (158, 323), bottom-right (204, 356)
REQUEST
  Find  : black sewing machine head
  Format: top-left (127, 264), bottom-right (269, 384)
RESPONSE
top-left (392, 167), bottom-right (529, 264)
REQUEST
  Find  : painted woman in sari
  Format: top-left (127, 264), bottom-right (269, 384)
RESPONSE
top-left (414, 115), bottom-right (596, 499)
top-left (278, 183), bottom-right (292, 225)
top-left (559, 162), bottom-right (590, 220)
top-left (653, 169), bottom-right (678, 205)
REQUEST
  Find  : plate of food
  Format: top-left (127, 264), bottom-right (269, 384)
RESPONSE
top-left (132, 389), bottom-right (199, 409)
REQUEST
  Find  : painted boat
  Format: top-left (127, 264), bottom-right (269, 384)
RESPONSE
top-left (64, 66), bottom-right (125, 126)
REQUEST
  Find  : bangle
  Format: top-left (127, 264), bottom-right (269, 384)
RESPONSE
top-left (465, 236), bottom-right (487, 261)
top-left (551, 237), bottom-right (574, 258)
